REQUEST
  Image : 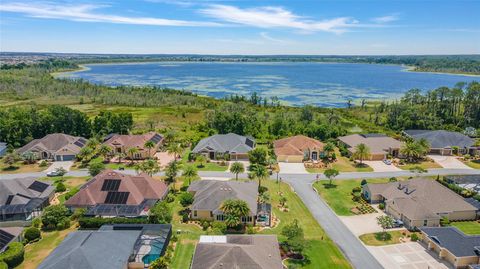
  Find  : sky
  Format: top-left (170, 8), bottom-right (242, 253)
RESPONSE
top-left (0, 0), bottom-right (479, 55)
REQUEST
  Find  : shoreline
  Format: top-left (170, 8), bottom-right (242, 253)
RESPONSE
top-left (402, 65), bottom-right (480, 77)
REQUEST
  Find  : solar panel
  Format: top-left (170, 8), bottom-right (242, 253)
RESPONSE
top-left (0, 230), bottom-right (15, 250)
top-left (245, 138), bottom-right (254, 148)
top-left (149, 134), bottom-right (162, 144)
top-left (28, 181), bottom-right (49, 193)
top-left (74, 141), bottom-right (84, 147)
top-left (101, 179), bottom-right (121, 191)
top-left (105, 192), bottom-right (129, 204)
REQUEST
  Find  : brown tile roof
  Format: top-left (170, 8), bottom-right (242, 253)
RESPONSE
top-left (17, 133), bottom-right (86, 155)
top-left (103, 132), bottom-right (163, 150)
top-left (366, 178), bottom-right (477, 220)
top-left (191, 235), bottom-right (283, 269)
top-left (338, 134), bottom-right (403, 155)
top-left (65, 170), bottom-right (168, 207)
top-left (274, 135), bottom-right (324, 156)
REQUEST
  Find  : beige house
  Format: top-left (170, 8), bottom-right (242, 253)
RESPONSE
top-left (274, 135), bottom-right (325, 163)
top-left (103, 132), bottom-right (163, 160)
top-left (17, 133), bottom-right (87, 161)
top-left (192, 133), bottom-right (255, 161)
top-left (338, 134), bottom-right (404, 161)
top-left (363, 178), bottom-right (477, 229)
top-left (421, 227), bottom-right (480, 269)
top-left (187, 180), bottom-right (263, 225)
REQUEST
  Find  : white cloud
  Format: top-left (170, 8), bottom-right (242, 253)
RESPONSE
top-left (199, 5), bottom-right (359, 33)
top-left (371, 14), bottom-right (399, 24)
top-left (0, 2), bottom-right (221, 27)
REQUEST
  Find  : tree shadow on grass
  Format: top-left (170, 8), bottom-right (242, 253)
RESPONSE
top-left (374, 232), bottom-right (392, 241)
top-left (321, 182), bottom-right (337, 189)
top-left (2, 166), bottom-right (19, 171)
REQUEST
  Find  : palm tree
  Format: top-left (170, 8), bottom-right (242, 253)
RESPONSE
top-left (230, 162), bottom-right (245, 180)
top-left (98, 145), bottom-right (112, 162)
top-left (78, 147), bottom-right (94, 163)
top-left (165, 160), bottom-right (180, 190)
top-left (144, 140), bottom-right (156, 159)
top-left (196, 155), bottom-right (207, 168)
top-left (135, 159), bottom-right (160, 176)
top-left (167, 143), bottom-right (183, 161)
top-left (116, 152), bottom-right (126, 164)
top-left (417, 138), bottom-right (430, 157)
top-left (327, 110), bottom-right (340, 125)
top-left (182, 164), bottom-right (198, 185)
top-left (258, 192), bottom-right (270, 204)
top-left (127, 147), bottom-right (140, 164)
top-left (353, 143), bottom-right (370, 164)
top-left (86, 138), bottom-right (99, 150)
top-left (251, 164), bottom-right (268, 190)
top-left (221, 199), bottom-right (250, 228)
top-left (400, 141), bottom-right (422, 163)
top-left (324, 168), bottom-right (339, 187)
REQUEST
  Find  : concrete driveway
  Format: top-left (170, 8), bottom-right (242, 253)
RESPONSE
top-left (368, 242), bottom-right (452, 269)
top-left (45, 161), bottom-right (74, 173)
top-left (278, 162), bottom-right (307, 174)
top-left (428, 155), bottom-right (472, 169)
top-left (154, 152), bottom-right (175, 167)
top-left (364, 161), bottom-right (402, 172)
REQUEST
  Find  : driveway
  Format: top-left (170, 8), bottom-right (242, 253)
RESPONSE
top-left (154, 152), bottom-right (175, 167)
top-left (45, 161), bottom-right (74, 173)
top-left (367, 242), bottom-right (452, 269)
top-left (364, 161), bottom-right (402, 172)
top-left (338, 205), bottom-right (386, 236)
top-left (428, 155), bottom-right (472, 169)
top-left (278, 162), bottom-right (307, 174)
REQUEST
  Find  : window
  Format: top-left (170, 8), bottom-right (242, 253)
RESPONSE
top-left (193, 211), bottom-right (197, 217)
top-left (216, 215), bottom-right (224, 221)
top-left (241, 216), bottom-right (252, 223)
top-left (423, 220), bottom-right (427, 226)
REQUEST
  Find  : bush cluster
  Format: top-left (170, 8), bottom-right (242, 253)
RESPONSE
top-left (24, 227), bottom-right (41, 243)
top-left (0, 242), bottom-right (24, 268)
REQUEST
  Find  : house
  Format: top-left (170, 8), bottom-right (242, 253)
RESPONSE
top-left (0, 178), bottom-right (54, 224)
top-left (38, 224), bottom-right (172, 269)
top-left (65, 170), bottom-right (168, 217)
top-left (363, 178), bottom-right (477, 229)
top-left (187, 180), bottom-right (270, 226)
top-left (274, 135), bottom-right (325, 163)
top-left (191, 235), bottom-right (283, 269)
top-left (0, 227), bottom-right (23, 253)
top-left (420, 227), bottom-right (480, 269)
top-left (17, 133), bottom-right (87, 161)
top-left (338, 134), bottom-right (404, 160)
top-left (403, 130), bottom-right (478, 156)
top-left (103, 132), bottom-right (163, 160)
top-left (0, 142), bottom-right (7, 157)
top-left (445, 175), bottom-right (480, 192)
top-left (192, 133), bottom-right (255, 160)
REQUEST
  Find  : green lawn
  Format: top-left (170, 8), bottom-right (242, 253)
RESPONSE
top-left (464, 160), bottom-right (480, 169)
top-left (195, 162), bottom-right (229, 171)
top-left (0, 161), bottom-right (48, 174)
top-left (359, 230), bottom-right (412, 246)
top-left (306, 153), bottom-right (373, 173)
top-left (313, 178), bottom-right (391, 216)
top-left (397, 160), bottom-right (442, 170)
top-left (451, 221), bottom-right (480, 235)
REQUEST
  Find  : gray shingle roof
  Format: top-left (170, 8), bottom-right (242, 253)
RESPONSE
top-left (37, 230), bottom-right (141, 269)
top-left (0, 178), bottom-right (54, 206)
top-left (191, 235), bottom-right (283, 269)
top-left (404, 130), bottom-right (475, 148)
top-left (338, 134), bottom-right (403, 155)
top-left (188, 180), bottom-right (258, 215)
top-left (192, 133), bottom-right (255, 154)
top-left (421, 227), bottom-right (480, 257)
top-left (17, 133), bottom-right (86, 155)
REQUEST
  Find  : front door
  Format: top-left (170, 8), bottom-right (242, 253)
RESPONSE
top-left (209, 152), bottom-right (215, 160)
top-left (311, 152), bottom-right (318, 160)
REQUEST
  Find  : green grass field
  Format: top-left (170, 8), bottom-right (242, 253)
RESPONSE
top-left (0, 161), bottom-right (48, 174)
top-left (451, 221), bottom-right (480, 235)
top-left (397, 160), bottom-right (442, 170)
top-left (306, 152), bottom-right (373, 173)
top-left (359, 230), bottom-right (411, 246)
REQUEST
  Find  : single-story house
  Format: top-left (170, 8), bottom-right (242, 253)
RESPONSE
top-left (0, 227), bottom-right (23, 253)
top-left (0, 178), bottom-right (54, 224)
top-left (192, 133), bottom-right (255, 160)
top-left (187, 180), bottom-right (270, 226)
top-left (274, 135), bottom-right (325, 163)
top-left (363, 178), bottom-right (477, 229)
top-left (38, 224), bottom-right (172, 269)
top-left (0, 142), bottom-right (7, 157)
top-left (65, 170), bottom-right (168, 217)
top-left (17, 133), bottom-right (87, 161)
top-left (338, 133), bottom-right (404, 161)
top-left (421, 227), bottom-right (480, 269)
top-left (103, 132), bottom-right (163, 159)
top-left (191, 235), bottom-right (283, 269)
top-left (403, 130), bottom-right (479, 156)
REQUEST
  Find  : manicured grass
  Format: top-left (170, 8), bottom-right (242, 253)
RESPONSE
top-left (464, 160), bottom-right (480, 169)
top-left (451, 221), bottom-right (480, 235)
top-left (313, 178), bottom-right (392, 216)
top-left (170, 240), bottom-right (196, 269)
top-left (397, 160), bottom-right (442, 170)
top-left (195, 162), bottom-right (229, 171)
top-left (359, 230), bottom-right (409, 246)
top-left (0, 161), bottom-right (48, 174)
top-left (17, 225), bottom-right (77, 269)
top-left (306, 152), bottom-right (373, 173)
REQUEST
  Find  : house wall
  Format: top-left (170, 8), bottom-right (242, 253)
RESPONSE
top-left (277, 155), bottom-right (303, 163)
top-left (361, 187), bottom-right (383, 203)
top-left (368, 153), bottom-right (387, 161)
top-left (191, 210), bottom-right (213, 220)
top-left (447, 210), bottom-right (477, 221)
top-left (422, 233), bottom-right (480, 269)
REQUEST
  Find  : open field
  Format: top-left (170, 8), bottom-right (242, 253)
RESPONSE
top-left (450, 221), bottom-right (480, 235)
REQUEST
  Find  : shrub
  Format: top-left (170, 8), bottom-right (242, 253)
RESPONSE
top-left (378, 203), bottom-right (385, 210)
top-left (440, 216), bottom-right (450, 226)
top-left (55, 182), bottom-right (66, 192)
top-left (39, 160), bottom-right (48, 167)
top-left (171, 234), bottom-right (178, 242)
top-left (71, 208), bottom-right (86, 221)
top-left (31, 218), bottom-right (41, 228)
top-left (0, 261), bottom-right (7, 269)
top-left (149, 201), bottom-right (172, 224)
top-left (211, 222), bottom-right (227, 234)
top-left (200, 220), bottom-right (211, 231)
top-left (246, 225), bottom-right (256, 234)
top-left (88, 160), bottom-right (105, 176)
top-left (360, 179), bottom-right (367, 186)
top-left (165, 193), bottom-right (175, 203)
top-left (258, 186), bottom-right (268, 194)
top-left (352, 186), bottom-right (361, 193)
top-left (0, 242), bottom-right (24, 268)
top-left (41, 205), bottom-right (70, 230)
top-left (24, 227), bottom-right (41, 243)
top-left (179, 192), bottom-right (194, 207)
top-left (410, 233), bottom-right (419, 241)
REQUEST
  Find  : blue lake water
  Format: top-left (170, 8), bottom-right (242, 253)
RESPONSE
top-left (59, 62), bottom-right (477, 107)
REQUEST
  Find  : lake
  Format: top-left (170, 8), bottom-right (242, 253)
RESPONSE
top-left (59, 62), bottom-right (476, 107)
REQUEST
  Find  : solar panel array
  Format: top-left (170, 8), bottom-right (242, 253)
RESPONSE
top-left (104, 192), bottom-right (129, 204)
top-left (74, 138), bottom-right (87, 148)
top-left (86, 204), bottom-right (142, 216)
top-left (101, 179), bottom-right (121, 191)
top-left (149, 134), bottom-right (163, 144)
top-left (0, 230), bottom-right (15, 250)
top-left (28, 181), bottom-right (49, 193)
top-left (245, 138), bottom-right (254, 148)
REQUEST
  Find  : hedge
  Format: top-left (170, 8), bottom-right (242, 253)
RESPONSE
top-left (78, 217), bottom-right (149, 229)
top-left (0, 261), bottom-right (7, 269)
top-left (24, 227), bottom-right (41, 243)
top-left (0, 242), bottom-right (24, 268)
